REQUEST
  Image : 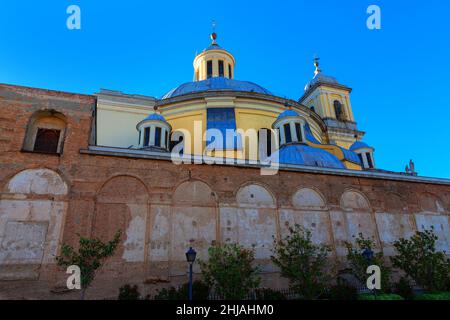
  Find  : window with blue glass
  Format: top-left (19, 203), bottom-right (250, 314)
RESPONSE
top-left (206, 108), bottom-right (241, 150)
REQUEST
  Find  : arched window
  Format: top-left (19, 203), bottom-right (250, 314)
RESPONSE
top-left (334, 100), bottom-right (345, 121)
top-left (23, 110), bottom-right (67, 154)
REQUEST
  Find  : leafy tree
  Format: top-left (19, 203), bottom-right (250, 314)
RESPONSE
top-left (391, 228), bottom-right (449, 292)
top-left (56, 230), bottom-right (122, 299)
top-left (118, 284), bottom-right (141, 300)
top-left (271, 225), bottom-right (332, 300)
top-left (345, 233), bottom-right (391, 293)
top-left (153, 281), bottom-right (210, 300)
top-left (199, 243), bottom-right (261, 300)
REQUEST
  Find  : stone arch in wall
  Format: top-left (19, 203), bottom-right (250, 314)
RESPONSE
top-left (221, 183), bottom-right (277, 261)
top-left (375, 193), bottom-right (416, 256)
top-left (292, 188), bottom-right (326, 209)
top-left (0, 169), bottom-right (68, 280)
top-left (340, 189), bottom-right (370, 211)
top-left (330, 190), bottom-right (379, 257)
top-left (94, 175), bottom-right (148, 264)
top-left (280, 188), bottom-right (332, 247)
top-left (415, 192), bottom-right (449, 253)
top-left (171, 180), bottom-right (217, 274)
top-left (419, 192), bottom-right (445, 214)
top-left (23, 110), bottom-right (67, 154)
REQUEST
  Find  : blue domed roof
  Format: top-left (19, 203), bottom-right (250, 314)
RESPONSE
top-left (268, 144), bottom-right (346, 169)
top-left (276, 109), bottom-right (300, 121)
top-left (340, 147), bottom-right (362, 165)
top-left (204, 43), bottom-right (223, 52)
top-left (162, 77), bottom-right (272, 99)
top-left (304, 73), bottom-right (339, 92)
top-left (350, 141), bottom-right (372, 151)
top-left (143, 113), bottom-right (167, 122)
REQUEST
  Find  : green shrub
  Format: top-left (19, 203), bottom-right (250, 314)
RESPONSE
top-left (200, 244), bottom-right (260, 300)
top-left (56, 230), bottom-right (122, 300)
top-left (118, 284), bottom-right (141, 300)
top-left (327, 278), bottom-right (358, 300)
top-left (254, 288), bottom-right (287, 300)
top-left (358, 293), bottom-right (404, 300)
top-left (391, 228), bottom-right (450, 293)
top-left (393, 277), bottom-right (415, 300)
top-left (271, 225), bottom-right (332, 300)
top-left (414, 292), bottom-right (450, 300)
top-left (154, 281), bottom-right (210, 300)
top-left (345, 233), bottom-right (391, 293)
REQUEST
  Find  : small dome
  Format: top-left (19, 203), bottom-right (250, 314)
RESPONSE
top-left (162, 77), bottom-right (272, 99)
top-left (304, 73), bottom-right (339, 92)
top-left (268, 144), bottom-right (346, 169)
top-left (304, 122), bottom-right (321, 144)
top-left (203, 43), bottom-right (223, 52)
top-left (143, 113), bottom-right (167, 122)
top-left (350, 141), bottom-right (373, 151)
top-left (276, 109), bottom-right (300, 121)
top-left (340, 147), bottom-right (362, 165)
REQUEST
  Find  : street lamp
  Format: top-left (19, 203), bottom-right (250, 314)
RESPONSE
top-left (185, 247), bottom-right (197, 301)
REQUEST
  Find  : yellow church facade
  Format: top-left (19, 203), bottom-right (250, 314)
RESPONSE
top-left (96, 31), bottom-right (372, 172)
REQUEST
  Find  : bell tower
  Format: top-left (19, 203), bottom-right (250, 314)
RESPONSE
top-left (299, 58), bottom-right (364, 149)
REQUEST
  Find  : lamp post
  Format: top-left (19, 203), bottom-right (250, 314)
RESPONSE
top-left (362, 248), bottom-right (376, 299)
top-left (185, 247), bottom-right (197, 301)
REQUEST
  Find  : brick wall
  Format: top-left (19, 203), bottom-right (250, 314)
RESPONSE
top-left (0, 84), bottom-right (449, 299)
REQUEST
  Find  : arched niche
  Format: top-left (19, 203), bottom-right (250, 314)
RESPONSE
top-left (173, 180), bottom-right (216, 206)
top-left (341, 190), bottom-right (371, 211)
top-left (0, 169), bottom-right (68, 280)
top-left (226, 183), bottom-right (276, 261)
top-left (292, 188), bottom-right (326, 209)
top-left (419, 192), bottom-right (445, 214)
top-left (171, 180), bottom-right (217, 272)
top-left (236, 183), bottom-right (275, 208)
top-left (22, 110), bottom-right (67, 154)
top-left (6, 168), bottom-right (68, 195)
top-left (384, 192), bottom-right (407, 213)
top-left (94, 176), bottom-right (148, 263)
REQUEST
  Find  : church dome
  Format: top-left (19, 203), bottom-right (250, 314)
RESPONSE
top-left (350, 141), bottom-right (373, 151)
top-left (142, 113), bottom-right (167, 122)
top-left (276, 109), bottom-right (300, 121)
top-left (162, 77), bottom-right (272, 99)
top-left (268, 144), bottom-right (346, 169)
top-left (304, 73), bottom-right (339, 92)
top-left (304, 58), bottom-right (341, 92)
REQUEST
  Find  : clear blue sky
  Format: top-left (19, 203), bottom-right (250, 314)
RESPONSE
top-left (1, 0), bottom-right (449, 178)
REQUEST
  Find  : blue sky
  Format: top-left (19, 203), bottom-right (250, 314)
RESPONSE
top-left (1, 0), bottom-right (449, 178)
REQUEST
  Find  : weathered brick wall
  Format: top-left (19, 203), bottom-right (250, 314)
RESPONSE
top-left (1, 84), bottom-right (449, 299)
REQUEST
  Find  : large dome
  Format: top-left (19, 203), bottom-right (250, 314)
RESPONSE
top-left (268, 144), bottom-right (346, 169)
top-left (162, 77), bottom-right (272, 99)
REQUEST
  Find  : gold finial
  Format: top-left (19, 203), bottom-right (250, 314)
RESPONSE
top-left (210, 19), bottom-right (217, 44)
top-left (314, 56), bottom-right (321, 76)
